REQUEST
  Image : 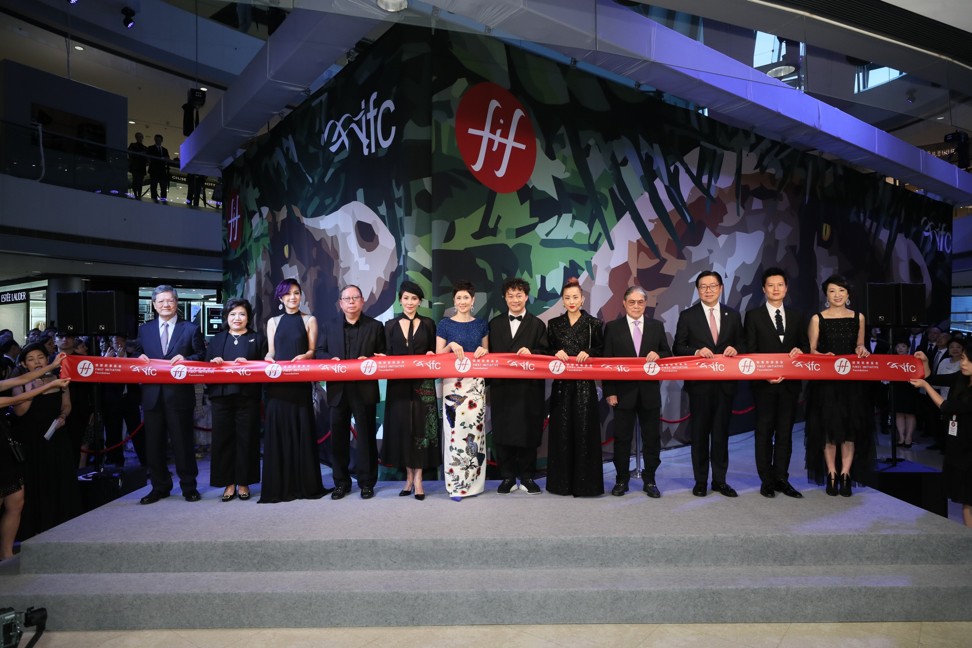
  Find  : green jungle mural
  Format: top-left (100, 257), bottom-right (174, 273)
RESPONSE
top-left (222, 25), bottom-right (952, 473)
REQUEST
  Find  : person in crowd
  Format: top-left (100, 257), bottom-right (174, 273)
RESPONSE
top-left (101, 335), bottom-right (145, 466)
top-left (436, 280), bottom-right (489, 501)
top-left (487, 278), bottom-right (548, 495)
top-left (133, 285), bottom-right (206, 504)
top-left (147, 134), bottom-right (170, 204)
top-left (890, 341), bottom-right (919, 449)
top-left (674, 271), bottom-right (745, 498)
top-left (9, 344), bottom-right (80, 540)
top-left (261, 278), bottom-right (328, 503)
top-left (0, 334), bottom-right (20, 381)
top-left (206, 298), bottom-right (266, 502)
top-left (912, 341), bottom-right (972, 528)
top-left (1, 353), bottom-right (70, 558)
top-left (382, 281), bottom-right (440, 501)
top-left (545, 278), bottom-right (605, 497)
top-left (603, 286), bottom-right (671, 498)
top-left (40, 330), bottom-right (57, 358)
top-left (804, 274), bottom-right (872, 497)
top-left (316, 285), bottom-right (386, 500)
top-left (127, 131), bottom-right (148, 199)
top-left (867, 326), bottom-right (891, 436)
top-left (927, 337), bottom-right (964, 452)
top-left (925, 333), bottom-right (953, 450)
top-left (743, 267), bottom-right (809, 498)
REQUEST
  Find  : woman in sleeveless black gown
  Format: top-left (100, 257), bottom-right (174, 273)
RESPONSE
top-left (804, 275), bottom-right (874, 496)
top-left (382, 281), bottom-right (441, 500)
top-left (259, 279), bottom-right (327, 503)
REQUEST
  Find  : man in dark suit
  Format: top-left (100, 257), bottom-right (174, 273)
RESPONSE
top-left (147, 133), bottom-right (170, 203)
top-left (134, 285), bottom-right (205, 503)
top-left (603, 286), bottom-right (672, 498)
top-left (744, 267), bottom-right (809, 499)
top-left (127, 131), bottom-right (148, 199)
top-left (488, 278), bottom-right (549, 495)
top-left (101, 334), bottom-right (145, 467)
top-left (867, 327), bottom-right (891, 436)
top-left (315, 284), bottom-right (386, 500)
top-left (674, 270), bottom-right (745, 498)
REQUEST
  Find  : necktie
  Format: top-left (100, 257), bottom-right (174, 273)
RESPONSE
top-left (910, 336), bottom-right (918, 354)
top-left (509, 315), bottom-right (523, 321)
top-left (708, 308), bottom-right (719, 344)
top-left (632, 319), bottom-right (642, 352)
top-left (774, 309), bottom-right (784, 336)
top-left (160, 321), bottom-right (169, 355)
top-left (404, 316), bottom-right (415, 349)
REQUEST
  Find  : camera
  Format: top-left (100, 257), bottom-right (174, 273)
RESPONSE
top-left (0, 607), bottom-right (46, 648)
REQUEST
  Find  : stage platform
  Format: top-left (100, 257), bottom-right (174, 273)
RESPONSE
top-left (2, 430), bottom-right (971, 630)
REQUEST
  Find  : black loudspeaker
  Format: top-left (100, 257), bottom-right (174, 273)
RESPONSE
top-left (56, 291), bottom-right (86, 334)
top-left (85, 291), bottom-right (135, 337)
top-left (866, 283), bottom-right (897, 325)
top-left (868, 460), bottom-right (946, 517)
top-left (897, 283), bottom-right (927, 326)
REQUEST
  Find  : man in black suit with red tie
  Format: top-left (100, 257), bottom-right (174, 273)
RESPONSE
top-left (744, 268), bottom-right (809, 499)
top-left (603, 286), bottom-right (672, 498)
top-left (488, 278), bottom-right (549, 495)
top-left (674, 271), bottom-right (745, 498)
top-left (134, 285), bottom-right (206, 504)
top-left (315, 284), bottom-right (386, 500)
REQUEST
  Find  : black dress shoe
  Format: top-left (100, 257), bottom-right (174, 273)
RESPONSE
top-left (611, 481), bottom-right (629, 497)
top-left (759, 484), bottom-right (776, 498)
top-left (360, 486), bottom-right (375, 500)
top-left (643, 482), bottom-right (661, 499)
top-left (775, 481), bottom-right (803, 499)
top-left (139, 490), bottom-right (170, 505)
top-left (399, 488), bottom-right (413, 497)
top-left (221, 488), bottom-right (237, 502)
top-left (331, 486), bottom-right (348, 500)
top-left (414, 493), bottom-right (425, 501)
top-left (497, 478), bottom-right (516, 494)
top-left (183, 489), bottom-right (201, 502)
top-left (712, 482), bottom-right (738, 498)
top-left (238, 489), bottom-right (251, 501)
top-left (521, 478), bottom-right (542, 495)
top-left (692, 483), bottom-right (707, 497)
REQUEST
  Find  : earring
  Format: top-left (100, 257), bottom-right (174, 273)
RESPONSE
top-left (278, 303), bottom-right (283, 310)
top-left (825, 301), bottom-right (829, 308)
top-left (846, 298), bottom-right (851, 306)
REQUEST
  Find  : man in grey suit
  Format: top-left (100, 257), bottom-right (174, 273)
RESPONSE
top-left (602, 286), bottom-right (672, 498)
top-left (134, 285), bottom-right (206, 504)
top-left (744, 267), bottom-right (809, 498)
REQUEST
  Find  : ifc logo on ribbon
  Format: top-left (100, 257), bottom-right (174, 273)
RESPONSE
top-left (643, 362), bottom-right (660, 376)
top-left (170, 364), bottom-right (188, 380)
top-left (265, 363), bottom-right (282, 379)
top-left (360, 359), bottom-right (378, 376)
top-left (737, 357), bottom-right (756, 375)
top-left (455, 357), bottom-right (472, 374)
top-left (77, 360), bottom-right (95, 378)
top-left (548, 359), bottom-right (566, 375)
top-left (834, 358), bottom-right (852, 375)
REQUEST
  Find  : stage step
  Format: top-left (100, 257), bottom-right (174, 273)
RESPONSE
top-left (3, 482), bottom-right (971, 630)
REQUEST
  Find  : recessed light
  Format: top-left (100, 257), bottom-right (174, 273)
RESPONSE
top-left (74, 45), bottom-right (83, 51)
top-left (128, 120), bottom-right (135, 124)
top-left (199, 87), bottom-right (208, 92)
top-left (936, 116), bottom-right (945, 120)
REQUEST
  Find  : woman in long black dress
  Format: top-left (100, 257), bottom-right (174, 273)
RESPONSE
top-left (545, 278), bottom-right (605, 497)
top-left (1, 352), bottom-right (69, 559)
top-left (207, 298), bottom-right (267, 502)
top-left (912, 340), bottom-right (972, 528)
top-left (9, 343), bottom-right (82, 540)
top-left (804, 274), bottom-right (873, 497)
top-left (382, 281), bottom-right (440, 501)
top-left (259, 279), bottom-right (328, 503)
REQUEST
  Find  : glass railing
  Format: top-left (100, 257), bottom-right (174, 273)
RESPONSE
top-left (0, 119), bottom-right (222, 210)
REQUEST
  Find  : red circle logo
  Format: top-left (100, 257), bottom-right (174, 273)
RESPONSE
top-left (455, 83), bottom-right (536, 193)
top-left (226, 190), bottom-right (243, 250)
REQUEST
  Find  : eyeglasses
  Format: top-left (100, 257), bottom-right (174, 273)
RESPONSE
top-left (698, 284), bottom-right (721, 292)
top-left (340, 295), bottom-right (363, 303)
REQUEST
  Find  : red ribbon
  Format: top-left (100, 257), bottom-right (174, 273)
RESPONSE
top-left (60, 353), bottom-right (921, 384)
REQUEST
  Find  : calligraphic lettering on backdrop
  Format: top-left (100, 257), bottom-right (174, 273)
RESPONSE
top-left (226, 190), bottom-right (243, 250)
top-left (455, 82), bottom-right (537, 193)
top-left (322, 91), bottom-right (396, 155)
top-left (61, 354), bottom-right (922, 385)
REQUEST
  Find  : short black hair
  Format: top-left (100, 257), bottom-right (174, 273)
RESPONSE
top-left (762, 267), bottom-right (787, 286)
top-left (695, 270), bottom-right (723, 288)
top-left (502, 278), bottom-right (530, 296)
top-left (452, 280), bottom-right (475, 297)
top-left (399, 281), bottom-right (424, 300)
top-left (821, 274), bottom-right (850, 294)
top-left (222, 298), bottom-right (254, 331)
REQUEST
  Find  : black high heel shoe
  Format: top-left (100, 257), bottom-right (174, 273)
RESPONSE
top-left (221, 487), bottom-right (237, 502)
top-left (414, 493), bottom-right (425, 501)
top-left (826, 472), bottom-right (838, 497)
top-left (399, 487), bottom-right (413, 497)
top-left (238, 488), bottom-right (251, 501)
top-left (839, 473), bottom-right (852, 497)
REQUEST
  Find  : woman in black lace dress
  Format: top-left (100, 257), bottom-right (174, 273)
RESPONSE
top-left (804, 274), bottom-right (873, 497)
top-left (545, 278), bottom-right (605, 496)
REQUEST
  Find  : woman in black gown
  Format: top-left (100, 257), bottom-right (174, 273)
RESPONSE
top-left (259, 279), bottom-right (328, 503)
top-left (9, 343), bottom-right (82, 540)
top-left (545, 278), bottom-right (605, 496)
top-left (804, 274), bottom-right (873, 497)
top-left (206, 298), bottom-right (267, 501)
top-left (382, 281), bottom-right (440, 500)
top-left (1, 351), bottom-right (69, 559)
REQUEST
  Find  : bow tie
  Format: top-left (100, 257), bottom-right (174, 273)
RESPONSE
top-left (509, 315), bottom-right (523, 322)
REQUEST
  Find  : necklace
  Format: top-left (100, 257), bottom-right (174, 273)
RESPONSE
top-left (230, 332), bottom-right (244, 346)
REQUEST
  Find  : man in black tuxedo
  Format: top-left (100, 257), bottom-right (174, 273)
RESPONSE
top-left (744, 267), bottom-right (809, 499)
top-left (488, 278), bottom-right (549, 495)
top-left (674, 270), bottom-right (745, 498)
top-left (315, 284), bottom-right (386, 500)
top-left (603, 286), bottom-right (672, 498)
top-left (134, 285), bottom-right (205, 503)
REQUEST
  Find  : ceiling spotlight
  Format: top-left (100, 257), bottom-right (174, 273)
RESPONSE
top-left (765, 64), bottom-right (796, 79)
top-left (121, 7), bottom-right (136, 29)
top-left (73, 44), bottom-right (84, 51)
top-left (67, 0), bottom-right (79, 5)
top-left (377, 0), bottom-right (408, 11)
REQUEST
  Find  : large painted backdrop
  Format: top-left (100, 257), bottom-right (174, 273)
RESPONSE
top-left (222, 26), bottom-right (952, 469)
